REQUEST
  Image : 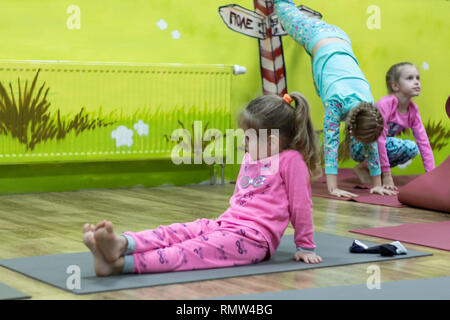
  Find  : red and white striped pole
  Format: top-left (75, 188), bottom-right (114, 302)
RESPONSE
top-left (254, 0), bottom-right (287, 97)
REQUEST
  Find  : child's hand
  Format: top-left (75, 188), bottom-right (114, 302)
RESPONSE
top-left (294, 251), bottom-right (323, 264)
top-left (370, 186), bottom-right (398, 196)
top-left (329, 188), bottom-right (358, 198)
top-left (381, 173), bottom-right (398, 191)
top-left (327, 175), bottom-right (358, 198)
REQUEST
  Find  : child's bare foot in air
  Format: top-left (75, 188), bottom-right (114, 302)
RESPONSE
top-left (94, 220), bottom-right (127, 263)
top-left (353, 162), bottom-right (371, 185)
top-left (83, 223), bottom-right (122, 277)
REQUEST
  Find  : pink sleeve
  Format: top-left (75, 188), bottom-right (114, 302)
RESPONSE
top-left (411, 108), bottom-right (435, 172)
top-left (375, 98), bottom-right (392, 173)
top-left (281, 152), bottom-right (315, 250)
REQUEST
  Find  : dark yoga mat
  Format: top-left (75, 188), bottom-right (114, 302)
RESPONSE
top-left (211, 276), bottom-right (450, 300)
top-left (311, 169), bottom-right (416, 208)
top-left (0, 232), bottom-right (432, 295)
top-left (0, 283), bottom-right (30, 300)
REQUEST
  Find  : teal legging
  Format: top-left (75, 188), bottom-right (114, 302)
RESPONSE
top-left (274, 0), bottom-right (351, 55)
top-left (275, 0), bottom-right (381, 176)
top-left (352, 137), bottom-right (419, 168)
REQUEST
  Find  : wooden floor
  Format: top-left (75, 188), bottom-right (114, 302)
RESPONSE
top-left (0, 183), bottom-right (449, 300)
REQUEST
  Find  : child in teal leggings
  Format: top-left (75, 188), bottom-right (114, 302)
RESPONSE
top-left (275, 0), bottom-right (396, 197)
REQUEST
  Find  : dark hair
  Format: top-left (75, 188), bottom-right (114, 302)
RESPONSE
top-left (239, 92), bottom-right (322, 181)
top-left (386, 62), bottom-right (415, 94)
top-left (344, 102), bottom-right (384, 155)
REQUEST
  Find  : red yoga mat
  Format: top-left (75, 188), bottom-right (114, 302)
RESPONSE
top-left (349, 221), bottom-right (450, 251)
top-left (398, 156), bottom-right (450, 213)
top-left (311, 169), bottom-right (416, 208)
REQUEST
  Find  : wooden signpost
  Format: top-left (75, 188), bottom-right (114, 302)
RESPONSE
top-left (219, 1), bottom-right (322, 96)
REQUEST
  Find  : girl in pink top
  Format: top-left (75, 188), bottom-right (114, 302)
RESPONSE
top-left (352, 62), bottom-right (435, 188)
top-left (82, 92), bottom-right (323, 276)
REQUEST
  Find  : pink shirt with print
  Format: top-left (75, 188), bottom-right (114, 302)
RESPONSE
top-left (217, 149), bottom-right (315, 256)
top-left (375, 94), bottom-right (435, 173)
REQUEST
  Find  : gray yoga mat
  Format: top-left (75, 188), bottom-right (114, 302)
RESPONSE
top-left (0, 283), bottom-right (30, 300)
top-left (211, 276), bottom-right (450, 300)
top-left (0, 232), bottom-right (432, 295)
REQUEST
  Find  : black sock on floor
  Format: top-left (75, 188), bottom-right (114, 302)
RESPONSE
top-left (350, 240), bottom-right (407, 256)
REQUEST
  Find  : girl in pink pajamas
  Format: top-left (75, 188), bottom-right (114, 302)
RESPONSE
top-left (82, 92), bottom-right (323, 276)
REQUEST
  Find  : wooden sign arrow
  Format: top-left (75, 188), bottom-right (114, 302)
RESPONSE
top-left (218, 4), bottom-right (266, 40)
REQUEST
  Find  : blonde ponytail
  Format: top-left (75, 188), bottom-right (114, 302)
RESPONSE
top-left (289, 92), bottom-right (322, 181)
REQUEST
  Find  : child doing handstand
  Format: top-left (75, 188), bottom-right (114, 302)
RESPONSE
top-left (274, 0), bottom-right (396, 197)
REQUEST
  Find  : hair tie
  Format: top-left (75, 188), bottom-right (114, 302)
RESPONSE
top-left (282, 94), bottom-right (293, 105)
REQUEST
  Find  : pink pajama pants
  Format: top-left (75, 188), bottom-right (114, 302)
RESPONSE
top-left (122, 218), bottom-right (269, 274)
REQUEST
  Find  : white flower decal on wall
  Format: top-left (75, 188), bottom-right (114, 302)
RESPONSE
top-left (134, 120), bottom-right (149, 136)
top-left (156, 19), bottom-right (168, 30)
top-left (156, 18), bottom-right (181, 40)
top-left (171, 30), bottom-right (181, 39)
top-left (422, 62), bottom-right (429, 71)
top-left (111, 126), bottom-right (134, 147)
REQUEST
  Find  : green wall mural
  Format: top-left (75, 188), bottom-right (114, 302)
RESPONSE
top-left (0, 0), bottom-right (448, 193)
top-left (0, 61), bottom-right (233, 164)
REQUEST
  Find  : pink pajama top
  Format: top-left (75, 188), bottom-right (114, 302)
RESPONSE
top-left (217, 149), bottom-right (316, 256)
top-left (375, 94), bottom-right (435, 173)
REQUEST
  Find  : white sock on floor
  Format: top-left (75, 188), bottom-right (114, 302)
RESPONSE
top-left (390, 241), bottom-right (408, 255)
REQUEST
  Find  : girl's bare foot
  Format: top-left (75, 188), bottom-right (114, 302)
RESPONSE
top-left (353, 162), bottom-right (371, 185)
top-left (83, 223), bottom-right (115, 277)
top-left (94, 220), bottom-right (107, 231)
top-left (94, 221), bottom-right (127, 263)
